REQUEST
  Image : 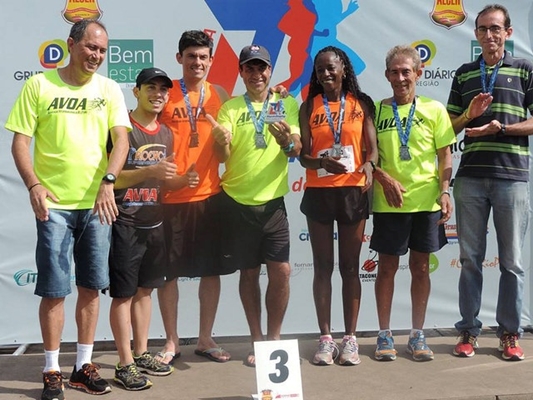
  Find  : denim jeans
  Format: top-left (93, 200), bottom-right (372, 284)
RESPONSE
top-left (35, 209), bottom-right (111, 298)
top-left (454, 177), bottom-right (529, 337)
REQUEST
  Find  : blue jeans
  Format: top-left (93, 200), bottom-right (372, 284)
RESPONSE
top-left (35, 209), bottom-right (111, 298)
top-left (454, 177), bottom-right (529, 338)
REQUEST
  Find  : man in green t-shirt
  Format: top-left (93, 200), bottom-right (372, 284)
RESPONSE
top-left (371, 45), bottom-right (456, 363)
top-left (5, 19), bottom-right (130, 400)
top-left (210, 44), bottom-right (301, 367)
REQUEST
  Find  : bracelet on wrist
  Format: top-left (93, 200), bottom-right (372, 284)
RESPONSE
top-left (281, 140), bottom-right (294, 154)
top-left (28, 182), bottom-right (42, 192)
top-left (463, 110), bottom-right (472, 121)
top-left (436, 190), bottom-right (450, 205)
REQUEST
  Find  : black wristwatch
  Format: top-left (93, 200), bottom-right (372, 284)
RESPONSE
top-left (102, 173), bottom-right (116, 184)
top-left (496, 123), bottom-right (506, 137)
top-left (369, 160), bottom-right (377, 173)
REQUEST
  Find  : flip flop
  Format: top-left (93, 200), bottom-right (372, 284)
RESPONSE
top-left (194, 347), bottom-right (231, 363)
top-left (155, 351), bottom-right (181, 365)
top-left (244, 351), bottom-right (255, 368)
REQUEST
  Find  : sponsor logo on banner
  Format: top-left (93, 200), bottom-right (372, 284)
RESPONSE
top-left (412, 40), bottom-right (455, 88)
top-left (13, 270), bottom-right (76, 286)
top-left (360, 271), bottom-right (377, 282)
top-left (450, 257), bottom-right (499, 269)
top-left (62, 0), bottom-right (103, 24)
top-left (39, 40), bottom-right (68, 68)
top-left (178, 277), bottom-right (201, 282)
top-left (204, 0), bottom-right (366, 99)
top-left (14, 270), bottom-right (38, 286)
top-left (445, 222), bottom-right (458, 243)
top-left (360, 250), bottom-right (377, 282)
top-left (291, 176), bottom-right (306, 192)
top-left (450, 139), bottom-right (464, 159)
top-left (361, 250), bottom-right (378, 273)
top-left (13, 70), bottom-right (43, 81)
top-left (291, 262), bottom-right (313, 278)
top-left (298, 230), bottom-right (371, 243)
top-left (471, 40), bottom-right (514, 61)
top-left (429, 253), bottom-right (439, 273)
top-left (413, 40), bottom-right (437, 68)
top-left (429, 0), bottom-right (467, 29)
top-left (107, 40), bottom-right (154, 88)
top-left (299, 229), bottom-right (339, 241)
top-left (261, 389), bottom-right (274, 400)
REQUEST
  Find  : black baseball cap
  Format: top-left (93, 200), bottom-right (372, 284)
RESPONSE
top-left (239, 44), bottom-right (271, 66)
top-left (135, 67), bottom-right (173, 88)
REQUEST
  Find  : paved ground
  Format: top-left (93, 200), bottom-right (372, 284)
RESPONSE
top-left (1, 328), bottom-right (533, 400)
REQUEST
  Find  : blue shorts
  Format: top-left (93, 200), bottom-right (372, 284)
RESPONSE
top-left (35, 209), bottom-right (111, 298)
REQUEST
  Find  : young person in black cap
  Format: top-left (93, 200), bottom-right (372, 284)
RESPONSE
top-left (108, 67), bottom-right (199, 390)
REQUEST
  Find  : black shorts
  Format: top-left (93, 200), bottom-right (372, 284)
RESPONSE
top-left (370, 211), bottom-right (447, 256)
top-left (218, 190), bottom-right (290, 270)
top-left (300, 186), bottom-right (369, 224)
top-left (109, 223), bottom-right (166, 298)
top-left (164, 192), bottom-right (235, 279)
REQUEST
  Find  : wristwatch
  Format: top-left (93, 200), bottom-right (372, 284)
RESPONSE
top-left (369, 160), bottom-right (377, 173)
top-left (499, 123), bottom-right (506, 136)
top-left (102, 173), bottom-right (116, 184)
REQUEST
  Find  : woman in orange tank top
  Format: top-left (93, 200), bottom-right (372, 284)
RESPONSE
top-left (299, 46), bottom-right (378, 366)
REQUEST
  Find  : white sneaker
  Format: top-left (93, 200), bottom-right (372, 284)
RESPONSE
top-left (313, 336), bottom-right (339, 365)
top-left (338, 336), bottom-right (361, 366)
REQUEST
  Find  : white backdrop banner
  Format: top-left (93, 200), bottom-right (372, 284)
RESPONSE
top-left (0, 0), bottom-right (532, 345)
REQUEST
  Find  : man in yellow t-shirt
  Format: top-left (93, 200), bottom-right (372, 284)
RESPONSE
top-left (371, 45), bottom-right (455, 363)
top-left (5, 19), bottom-right (130, 400)
top-left (211, 44), bottom-right (301, 367)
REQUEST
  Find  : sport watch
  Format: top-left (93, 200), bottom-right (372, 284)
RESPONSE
top-left (102, 173), bottom-right (116, 184)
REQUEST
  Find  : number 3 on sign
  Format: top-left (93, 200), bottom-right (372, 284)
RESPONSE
top-left (255, 339), bottom-right (303, 399)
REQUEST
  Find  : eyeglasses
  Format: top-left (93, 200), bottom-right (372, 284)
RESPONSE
top-left (476, 25), bottom-right (507, 35)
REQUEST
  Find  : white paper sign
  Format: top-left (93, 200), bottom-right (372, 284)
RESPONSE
top-left (254, 339), bottom-right (303, 400)
top-left (317, 144), bottom-right (355, 177)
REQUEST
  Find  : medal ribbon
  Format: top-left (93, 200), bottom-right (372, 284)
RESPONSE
top-left (480, 56), bottom-right (503, 95)
top-left (392, 97), bottom-right (416, 148)
top-left (179, 79), bottom-right (205, 133)
top-left (244, 92), bottom-right (270, 135)
top-left (322, 93), bottom-right (345, 145)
